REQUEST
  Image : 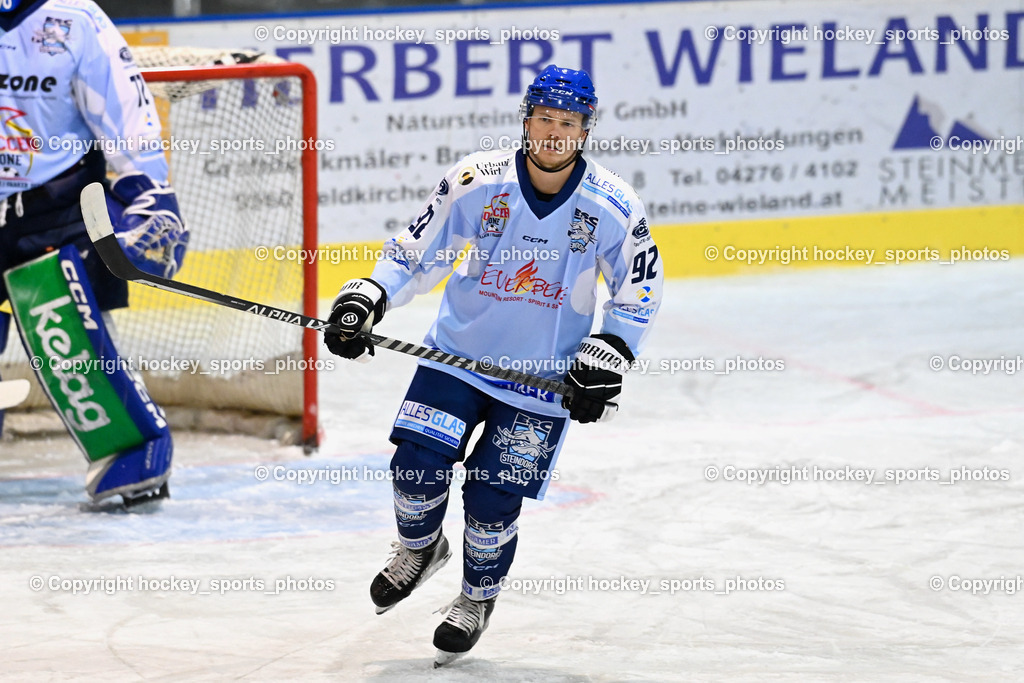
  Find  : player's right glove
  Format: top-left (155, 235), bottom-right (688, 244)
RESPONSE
top-left (562, 333), bottom-right (635, 423)
top-left (324, 278), bottom-right (387, 362)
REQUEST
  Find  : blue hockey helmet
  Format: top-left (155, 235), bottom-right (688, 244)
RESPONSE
top-left (520, 65), bottom-right (598, 130)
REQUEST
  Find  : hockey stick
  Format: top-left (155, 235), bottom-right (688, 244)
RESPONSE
top-left (0, 379), bottom-right (30, 410)
top-left (79, 182), bottom-right (576, 400)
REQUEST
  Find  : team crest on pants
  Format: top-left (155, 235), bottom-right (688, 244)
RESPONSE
top-left (493, 413), bottom-right (555, 484)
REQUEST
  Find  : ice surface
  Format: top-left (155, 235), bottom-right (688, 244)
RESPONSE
top-left (2, 261), bottom-right (1023, 681)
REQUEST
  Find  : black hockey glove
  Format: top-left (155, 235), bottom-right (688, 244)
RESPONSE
top-left (561, 333), bottom-right (635, 424)
top-left (324, 278), bottom-right (387, 362)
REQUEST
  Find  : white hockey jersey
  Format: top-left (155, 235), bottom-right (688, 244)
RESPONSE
top-left (0, 0), bottom-right (166, 198)
top-left (372, 149), bottom-right (662, 415)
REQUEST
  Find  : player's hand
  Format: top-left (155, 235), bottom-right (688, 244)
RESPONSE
top-left (562, 334), bottom-right (634, 423)
top-left (324, 278), bottom-right (387, 362)
top-left (108, 172), bottom-right (189, 279)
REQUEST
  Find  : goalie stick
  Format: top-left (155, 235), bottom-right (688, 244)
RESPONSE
top-left (79, 182), bottom-right (579, 400)
top-left (0, 379), bottom-right (30, 410)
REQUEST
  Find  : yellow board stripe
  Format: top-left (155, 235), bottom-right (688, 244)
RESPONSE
top-left (106, 204), bottom-right (1022, 312)
top-left (654, 204), bottom-right (1024, 278)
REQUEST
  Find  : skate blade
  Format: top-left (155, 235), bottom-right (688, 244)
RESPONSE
top-left (373, 548), bottom-right (452, 616)
top-left (433, 649), bottom-right (466, 668)
top-left (123, 482), bottom-right (170, 509)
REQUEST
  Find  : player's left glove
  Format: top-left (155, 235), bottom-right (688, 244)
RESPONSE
top-left (324, 278), bottom-right (387, 362)
top-left (561, 333), bottom-right (635, 423)
top-left (108, 172), bottom-right (189, 279)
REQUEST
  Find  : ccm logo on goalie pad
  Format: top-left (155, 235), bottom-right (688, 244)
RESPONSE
top-left (60, 257), bottom-right (99, 331)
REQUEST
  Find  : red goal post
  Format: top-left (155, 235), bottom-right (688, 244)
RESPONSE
top-left (140, 60), bottom-right (320, 449)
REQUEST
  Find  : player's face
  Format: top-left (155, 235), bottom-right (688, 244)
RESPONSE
top-left (524, 106), bottom-right (587, 169)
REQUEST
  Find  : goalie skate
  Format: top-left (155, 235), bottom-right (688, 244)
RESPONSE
top-left (433, 593), bottom-right (496, 668)
top-left (370, 535), bottom-right (450, 614)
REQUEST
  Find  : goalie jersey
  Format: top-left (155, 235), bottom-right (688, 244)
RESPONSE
top-left (372, 149), bottom-right (662, 415)
top-left (0, 0), bottom-right (167, 200)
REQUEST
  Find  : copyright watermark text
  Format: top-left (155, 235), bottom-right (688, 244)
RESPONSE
top-left (29, 574), bottom-right (335, 596)
top-left (254, 23), bottom-right (559, 45)
top-left (930, 575), bottom-right (1023, 595)
top-left (705, 464), bottom-right (1010, 486)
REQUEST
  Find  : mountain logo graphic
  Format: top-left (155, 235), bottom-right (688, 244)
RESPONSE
top-left (893, 96), bottom-right (989, 150)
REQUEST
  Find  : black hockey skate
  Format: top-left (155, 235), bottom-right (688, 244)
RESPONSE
top-left (432, 593), bottom-right (496, 668)
top-left (370, 535), bottom-right (451, 615)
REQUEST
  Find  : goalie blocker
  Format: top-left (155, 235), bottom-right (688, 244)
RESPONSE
top-left (3, 245), bottom-right (172, 502)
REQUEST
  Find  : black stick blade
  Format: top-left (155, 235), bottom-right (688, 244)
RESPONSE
top-left (80, 182), bottom-right (141, 282)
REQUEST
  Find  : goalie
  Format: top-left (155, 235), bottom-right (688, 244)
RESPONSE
top-left (0, 0), bottom-right (188, 505)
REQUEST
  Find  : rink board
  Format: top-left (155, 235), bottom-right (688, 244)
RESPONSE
top-left (117, 0), bottom-right (1024, 247)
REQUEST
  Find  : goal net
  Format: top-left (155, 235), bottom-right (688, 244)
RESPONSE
top-left (0, 48), bottom-right (320, 449)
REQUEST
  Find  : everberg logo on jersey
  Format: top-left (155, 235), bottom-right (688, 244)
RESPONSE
top-left (478, 259), bottom-right (568, 308)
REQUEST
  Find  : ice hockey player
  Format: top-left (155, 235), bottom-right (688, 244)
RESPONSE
top-left (324, 65), bottom-right (661, 666)
top-left (0, 0), bottom-right (188, 506)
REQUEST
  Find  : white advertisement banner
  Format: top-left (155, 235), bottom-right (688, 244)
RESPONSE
top-left (126, 1), bottom-right (1024, 243)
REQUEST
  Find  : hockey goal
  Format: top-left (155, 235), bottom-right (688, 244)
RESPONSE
top-left (0, 49), bottom-right (320, 449)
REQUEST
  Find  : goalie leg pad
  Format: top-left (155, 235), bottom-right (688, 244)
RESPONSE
top-left (86, 432), bottom-right (172, 501)
top-left (4, 246), bottom-right (172, 497)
